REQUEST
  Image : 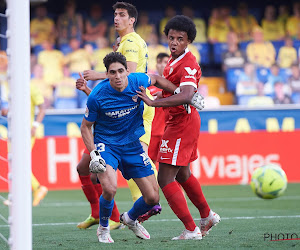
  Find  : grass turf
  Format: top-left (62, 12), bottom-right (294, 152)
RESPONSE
top-left (0, 183), bottom-right (299, 249)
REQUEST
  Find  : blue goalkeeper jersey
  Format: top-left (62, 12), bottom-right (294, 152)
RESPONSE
top-left (84, 73), bottom-right (151, 145)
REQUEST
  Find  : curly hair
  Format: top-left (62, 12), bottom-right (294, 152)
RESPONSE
top-left (164, 15), bottom-right (197, 43)
top-left (103, 52), bottom-right (127, 71)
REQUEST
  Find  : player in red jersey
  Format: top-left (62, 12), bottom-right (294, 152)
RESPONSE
top-left (137, 15), bottom-right (220, 240)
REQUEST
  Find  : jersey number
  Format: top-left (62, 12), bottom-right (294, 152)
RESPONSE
top-left (95, 143), bottom-right (105, 152)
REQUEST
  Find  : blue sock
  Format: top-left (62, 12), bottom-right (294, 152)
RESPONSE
top-left (128, 196), bottom-right (154, 221)
top-left (99, 195), bottom-right (114, 227)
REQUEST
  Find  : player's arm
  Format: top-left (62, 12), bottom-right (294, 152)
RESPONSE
top-left (31, 102), bottom-right (46, 137)
top-left (148, 74), bottom-right (177, 93)
top-left (82, 60), bottom-right (137, 82)
top-left (34, 103), bottom-right (46, 124)
top-left (138, 84), bottom-right (195, 107)
top-left (80, 118), bottom-right (96, 153)
top-left (127, 61), bottom-right (137, 73)
top-left (81, 117), bottom-right (106, 173)
top-left (83, 70), bottom-right (106, 81)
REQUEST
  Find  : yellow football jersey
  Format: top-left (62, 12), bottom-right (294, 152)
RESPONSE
top-left (30, 83), bottom-right (44, 124)
top-left (261, 19), bottom-right (285, 41)
top-left (286, 16), bottom-right (300, 39)
top-left (117, 32), bottom-right (154, 145)
top-left (30, 17), bottom-right (55, 46)
top-left (117, 32), bottom-right (149, 74)
top-left (278, 46), bottom-right (298, 68)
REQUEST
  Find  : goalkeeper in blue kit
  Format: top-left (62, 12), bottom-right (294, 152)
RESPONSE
top-left (80, 52), bottom-right (204, 243)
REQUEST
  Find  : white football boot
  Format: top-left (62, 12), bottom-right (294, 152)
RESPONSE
top-left (97, 225), bottom-right (114, 243)
top-left (120, 212), bottom-right (150, 239)
top-left (172, 226), bottom-right (202, 240)
top-left (200, 210), bottom-right (221, 237)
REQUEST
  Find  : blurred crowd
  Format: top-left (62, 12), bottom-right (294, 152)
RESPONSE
top-left (1, 0), bottom-right (300, 109)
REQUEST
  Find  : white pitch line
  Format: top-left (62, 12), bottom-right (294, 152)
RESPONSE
top-left (32, 195), bottom-right (300, 207)
top-left (0, 215), bottom-right (300, 228)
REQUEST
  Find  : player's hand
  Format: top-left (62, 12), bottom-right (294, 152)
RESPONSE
top-left (137, 86), bottom-right (154, 106)
top-left (89, 149), bottom-right (106, 173)
top-left (153, 91), bottom-right (163, 100)
top-left (83, 70), bottom-right (99, 81)
top-left (191, 92), bottom-right (205, 110)
top-left (76, 72), bottom-right (87, 91)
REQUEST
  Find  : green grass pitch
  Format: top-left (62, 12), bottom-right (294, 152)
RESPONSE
top-left (0, 184), bottom-right (299, 249)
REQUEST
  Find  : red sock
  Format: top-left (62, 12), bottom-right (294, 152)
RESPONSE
top-left (180, 174), bottom-right (210, 218)
top-left (110, 201), bottom-right (120, 222)
top-left (93, 183), bottom-right (120, 222)
top-left (93, 183), bottom-right (103, 197)
top-left (79, 175), bottom-right (99, 219)
top-left (162, 181), bottom-right (196, 231)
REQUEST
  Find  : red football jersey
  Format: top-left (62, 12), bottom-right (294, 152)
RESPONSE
top-left (162, 48), bottom-right (202, 120)
top-left (158, 48), bottom-right (202, 166)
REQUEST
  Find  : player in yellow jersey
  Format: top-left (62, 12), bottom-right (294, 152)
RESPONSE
top-left (76, 2), bottom-right (160, 230)
top-left (3, 83), bottom-right (47, 206)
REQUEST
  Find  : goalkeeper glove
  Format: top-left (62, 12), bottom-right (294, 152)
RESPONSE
top-left (191, 92), bottom-right (205, 110)
top-left (174, 87), bottom-right (205, 113)
top-left (89, 149), bottom-right (106, 173)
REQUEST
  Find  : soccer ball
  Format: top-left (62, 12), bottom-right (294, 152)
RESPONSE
top-left (250, 164), bottom-right (287, 199)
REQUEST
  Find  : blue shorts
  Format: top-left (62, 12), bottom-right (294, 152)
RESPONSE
top-left (95, 140), bottom-right (154, 180)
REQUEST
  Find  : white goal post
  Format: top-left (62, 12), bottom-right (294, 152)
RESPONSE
top-left (6, 0), bottom-right (32, 249)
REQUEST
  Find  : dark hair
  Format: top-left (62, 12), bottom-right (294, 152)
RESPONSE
top-left (164, 15), bottom-right (196, 42)
top-left (156, 52), bottom-right (169, 60)
top-left (113, 2), bottom-right (138, 27)
top-left (103, 52), bottom-right (127, 71)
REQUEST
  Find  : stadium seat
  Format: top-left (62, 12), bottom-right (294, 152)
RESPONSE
top-left (225, 67), bottom-right (244, 92)
top-left (291, 92), bottom-right (300, 104)
top-left (239, 41), bottom-right (250, 53)
top-left (71, 72), bottom-right (79, 79)
top-left (271, 40), bottom-right (284, 59)
top-left (237, 95), bottom-right (256, 105)
top-left (54, 97), bottom-right (78, 109)
top-left (279, 68), bottom-right (292, 82)
top-left (85, 41), bottom-right (98, 50)
top-left (293, 40), bottom-right (300, 52)
top-left (200, 77), bottom-right (225, 94)
top-left (32, 45), bottom-right (44, 56)
top-left (194, 42), bottom-right (210, 65)
top-left (212, 43), bottom-right (227, 64)
top-left (161, 43), bottom-right (168, 49)
top-left (256, 67), bottom-right (270, 83)
top-left (215, 92), bottom-right (235, 105)
top-left (59, 43), bottom-right (72, 55)
top-left (77, 89), bottom-right (88, 108)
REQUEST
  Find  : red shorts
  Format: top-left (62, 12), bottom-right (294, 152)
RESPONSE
top-left (148, 135), bottom-right (163, 162)
top-left (83, 148), bottom-right (89, 155)
top-left (157, 112), bottom-right (200, 166)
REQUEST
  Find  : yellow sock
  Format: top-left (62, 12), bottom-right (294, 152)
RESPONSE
top-left (31, 173), bottom-right (40, 192)
top-left (127, 179), bottom-right (141, 202)
top-left (127, 159), bottom-right (158, 202)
